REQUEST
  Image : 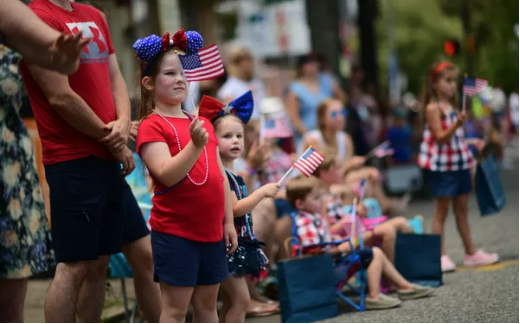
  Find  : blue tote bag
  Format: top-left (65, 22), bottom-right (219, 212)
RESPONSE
top-left (475, 155), bottom-right (506, 216)
top-left (277, 253), bottom-right (339, 323)
top-left (394, 234), bottom-right (442, 287)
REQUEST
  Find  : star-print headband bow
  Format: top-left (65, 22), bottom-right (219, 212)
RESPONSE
top-left (198, 91), bottom-right (254, 124)
top-left (133, 29), bottom-right (203, 74)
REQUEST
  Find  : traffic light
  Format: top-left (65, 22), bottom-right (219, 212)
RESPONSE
top-left (443, 39), bottom-right (460, 57)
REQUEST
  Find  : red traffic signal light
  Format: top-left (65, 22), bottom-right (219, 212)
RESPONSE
top-left (443, 39), bottom-right (460, 57)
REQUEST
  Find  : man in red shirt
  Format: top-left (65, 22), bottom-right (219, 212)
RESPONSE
top-left (20, 0), bottom-right (135, 322)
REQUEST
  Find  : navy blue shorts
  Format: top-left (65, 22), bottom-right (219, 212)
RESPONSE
top-left (151, 231), bottom-right (229, 287)
top-left (429, 169), bottom-right (472, 198)
top-left (44, 155), bottom-right (125, 263)
top-left (122, 181), bottom-right (149, 244)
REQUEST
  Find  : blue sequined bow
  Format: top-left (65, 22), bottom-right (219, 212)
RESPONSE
top-left (223, 90), bottom-right (254, 124)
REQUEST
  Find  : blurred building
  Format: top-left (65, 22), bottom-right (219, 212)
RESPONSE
top-left (75, 0), bottom-right (368, 98)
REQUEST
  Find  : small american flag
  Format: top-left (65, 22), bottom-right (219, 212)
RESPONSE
top-left (352, 179), bottom-right (367, 199)
top-left (178, 44), bottom-right (224, 82)
top-left (373, 141), bottom-right (395, 158)
top-left (463, 77), bottom-right (488, 96)
top-left (293, 147), bottom-right (325, 177)
top-left (260, 116), bottom-right (293, 139)
top-left (342, 203), bottom-right (367, 240)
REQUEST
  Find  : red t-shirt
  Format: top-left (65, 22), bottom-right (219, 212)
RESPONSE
top-left (20, 0), bottom-right (116, 164)
top-left (136, 114), bottom-right (225, 242)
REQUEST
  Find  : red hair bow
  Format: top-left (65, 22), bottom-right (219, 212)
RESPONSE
top-left (161, 32), bottom-right (171, 52)
top-left (198, 96), bottom-right (226, 121)
top-left (172, 29), bottom-right (187, 52)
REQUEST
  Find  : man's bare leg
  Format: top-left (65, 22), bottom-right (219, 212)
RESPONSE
top-left (44, 261), bottom-right (90, 322)
top-left (76, 255), bottom-right (111, 322)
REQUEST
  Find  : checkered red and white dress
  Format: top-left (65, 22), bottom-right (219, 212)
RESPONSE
top-left (418, 107), bottom-right (475, 171)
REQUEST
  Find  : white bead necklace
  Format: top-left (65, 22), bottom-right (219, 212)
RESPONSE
top-left (153, 109), bottom-right (209, 186)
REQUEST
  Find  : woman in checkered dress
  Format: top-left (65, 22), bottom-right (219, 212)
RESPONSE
top-left (418, 61), bottom-right (498, 272)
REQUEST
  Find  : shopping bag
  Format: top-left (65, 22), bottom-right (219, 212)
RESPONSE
top-left (277, 254), bottom-right (339, 323)
top-left (394, 234), bottom-right (442, 287)
top-left (475, 155), bottom-right (506, 216)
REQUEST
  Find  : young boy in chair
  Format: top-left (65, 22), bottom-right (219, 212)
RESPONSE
top-left (286, 176), bottom-right (434, 310)
top-left (314, 152), bottom-right (422, 263)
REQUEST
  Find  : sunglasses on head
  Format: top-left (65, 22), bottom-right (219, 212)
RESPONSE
top-left (330, 110), bottom-right (348, 118)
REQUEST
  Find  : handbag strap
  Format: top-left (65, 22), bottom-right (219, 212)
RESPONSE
top-left (284, 236), bottom-right (303, 258)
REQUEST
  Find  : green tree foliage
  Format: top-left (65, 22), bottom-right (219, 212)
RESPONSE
top-left (377, 0), bottom-right (519, 95)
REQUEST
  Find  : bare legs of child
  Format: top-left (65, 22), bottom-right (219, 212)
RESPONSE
top-left (246, 200), bottom-right (280, 316)
top-left (219, 276), bottom-right (250, 323)
top-left (370, 217), bottom-right (413, 263)
top-left (365, 247), bottom-right (433, 307)
top-left (122, 235), bottom-right (162, 323)
top-left (432, 195), bottom-right (498, 272)
top-left (159, 282), bottom-right (220, 323)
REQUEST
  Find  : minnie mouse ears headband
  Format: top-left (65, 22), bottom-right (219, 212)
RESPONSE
top-left (133, 29), bottom-right (204, 74)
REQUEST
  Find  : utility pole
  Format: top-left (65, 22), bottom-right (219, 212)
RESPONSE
top-left (358, 0), bottom-right (378, 89)
top-left (460, 0), bottom-right (474, 75)
top-left (305, 0), bottom-right (342, 82)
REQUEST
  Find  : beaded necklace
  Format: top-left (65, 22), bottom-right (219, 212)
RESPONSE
top-left (153, 110), bottom-right (209, 194)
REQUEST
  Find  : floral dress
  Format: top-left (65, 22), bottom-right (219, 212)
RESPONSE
top-left (0, 43), bottom-right (54, 279)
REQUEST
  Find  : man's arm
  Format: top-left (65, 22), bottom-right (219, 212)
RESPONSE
top-left (26, 65), bottom-right (107, 139)
top-left (101, 54), bottom-right (131, 149)
top-left (0, 0), bottom-right (87, 75)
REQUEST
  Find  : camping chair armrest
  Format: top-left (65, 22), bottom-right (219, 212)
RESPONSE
top-left (300, 238), bottom-right (354, 252)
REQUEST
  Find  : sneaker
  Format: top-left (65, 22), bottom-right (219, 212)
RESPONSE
top-left (408, 215), bottom-right (424, 234)
top-left (441, 255), bottom-right (456, 272)
top-left (463, 249), bottom-right (499, 267)
top-left (397, 284), bottom-right (435, 300)
top-left (365, 294), bottom-right (402, 310)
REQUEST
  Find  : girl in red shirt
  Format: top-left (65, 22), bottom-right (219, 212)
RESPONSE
top-left (134, 31), bottom-right (237, 323)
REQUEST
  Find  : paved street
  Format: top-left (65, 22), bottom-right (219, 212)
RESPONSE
top-left (324, 164), bottom-right (519, 323)
top-left (24, 145), bottom-right (519, 323)
top-left (257, 143), bottom-right (520, 323)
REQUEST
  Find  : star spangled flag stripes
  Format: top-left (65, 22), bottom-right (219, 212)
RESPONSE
top-left (260, 116), bottom-right (293, 139)
top-left (342, 203), bottom-right (367, 240)
top-left (463, 77), bottom-right (488, 96)
top-left (353, 178), bottom-right (367, 200)
top-left (178, 44), bottom-right (225, 82)
top-left (293, 147), bottom-right (325, 177)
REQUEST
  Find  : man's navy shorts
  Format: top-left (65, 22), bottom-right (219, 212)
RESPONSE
top-left (45, 155), bottom-right (125, 263)
top-left (122, 181), bottom-right (149, 244)
top-left (151, 230), bottom-right (229, 287)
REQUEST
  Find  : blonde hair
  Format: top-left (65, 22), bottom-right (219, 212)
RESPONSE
top-left (286, 175), bottom-right (323, 208)
top-left (226, 45), bottom-right (253, 78)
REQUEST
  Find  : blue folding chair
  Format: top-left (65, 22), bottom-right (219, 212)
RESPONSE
top-left (289, 212), bottom-right (367, 311)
